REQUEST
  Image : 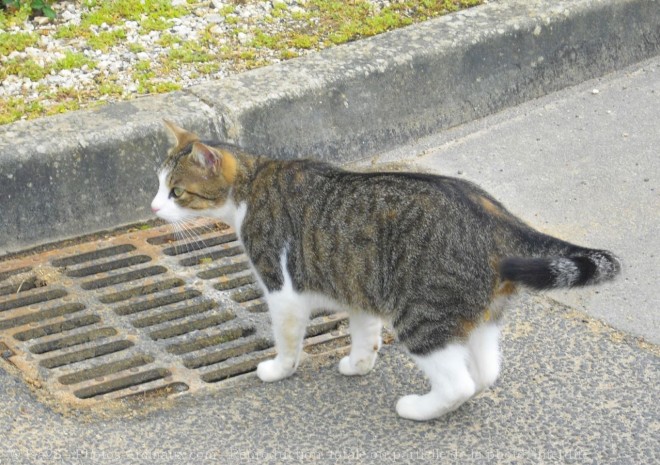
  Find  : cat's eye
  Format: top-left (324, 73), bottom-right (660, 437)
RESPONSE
top-left (170, 187), bottom-right (184, 198)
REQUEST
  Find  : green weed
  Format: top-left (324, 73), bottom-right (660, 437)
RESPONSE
top-left (167, 41), bottom-right (212, 63)
top-left (0, 97), bottom-right (44, 124)
top-left (0, 58), bottom-right (47, 80)
top-left (52, 51), bottom-right (96, 71)
top-left (0, 31), bottom-right (38, 55)
top-left (81, 0), bottom-right (186, 28)
top-left (87, 29), bottom-right (127, 52)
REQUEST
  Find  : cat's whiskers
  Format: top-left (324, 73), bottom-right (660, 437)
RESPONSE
top-left (193, 218), bottom-right (222, 235)
top-left (179, 218), bottom-right (211, 256)
top-left (175, 221), bottom-right (196, 255)
top-left (170, 220), bottom-right (189, 256)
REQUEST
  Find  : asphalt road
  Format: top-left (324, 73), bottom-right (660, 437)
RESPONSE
top-left (0, 58), bottom-right (658, 465)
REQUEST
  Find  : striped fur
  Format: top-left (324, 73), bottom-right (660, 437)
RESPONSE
top-left (154, 124), bottom-right (621, 357)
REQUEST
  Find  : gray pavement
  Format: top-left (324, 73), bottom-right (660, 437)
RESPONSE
top-left (0, 54), bottom-right (658, 465)
top-left (373, 56), bottom-right (660, 345)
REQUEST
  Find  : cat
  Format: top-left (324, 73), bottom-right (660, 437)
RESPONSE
top-left (151, 120), bottom-right (621, 421)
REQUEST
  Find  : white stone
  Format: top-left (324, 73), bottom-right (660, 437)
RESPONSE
top-left (206, 14), bottom-right (224, 24)
top-left (209, 25), bottom-right (225, 36)
top-left (237, 32), bottom-right (249, 44)
top-left (33, 16), bottom-right (50, 26)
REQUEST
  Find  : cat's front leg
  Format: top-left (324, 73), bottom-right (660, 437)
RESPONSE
top-left (339, 311), bottom-right (382, 376)
top-left (257, 289), bottom-right (311, 382)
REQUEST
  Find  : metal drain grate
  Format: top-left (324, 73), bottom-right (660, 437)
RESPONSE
top-left (0, 222), bottom-right (348, 406)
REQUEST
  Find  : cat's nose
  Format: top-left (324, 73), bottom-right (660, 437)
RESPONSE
top-left (151, 206), bottom-right (160, 213)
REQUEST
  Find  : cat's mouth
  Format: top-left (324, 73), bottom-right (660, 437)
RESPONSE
top-left (150, 199), bottom-right (193, 224)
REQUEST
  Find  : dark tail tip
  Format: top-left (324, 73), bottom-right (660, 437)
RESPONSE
top-left (499, 250), bottom-right (621, 290)
top-left (499, 257), bottom-right (557, 290)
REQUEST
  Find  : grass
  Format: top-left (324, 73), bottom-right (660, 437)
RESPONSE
top-left (52, 51), bottom-right (97, 72)
top-left (0, 0), bottom-right (483, 125)
top-left (80, 0), bottom-right (186, 27)
top-left (166, 41), bottom-right (213, 64)
top-left (0, 51), bottom-right (96, 82)
top-left (0, 58), bottom-right (47, 81)
top-left (0, 31), bottom-right (39, 55)
top-left (98, 82), bottom-right (124, 97)
top-left (87, 28), bottom-right (127, 51)
top-left (0, 98), bottom-right (43, 125)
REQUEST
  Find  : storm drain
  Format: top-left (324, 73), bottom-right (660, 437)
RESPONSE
top-left (0, 222), bottom-right (348, 406)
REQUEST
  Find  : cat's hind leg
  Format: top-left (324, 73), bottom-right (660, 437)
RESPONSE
top-left (395, 343), bottom-right (476, 421)
top-left (257, 288), bottom-right (311, 382)
top-left (339, 311), bottom-right (382, 376)
top-left (466, 322), bottom-right (501, 394)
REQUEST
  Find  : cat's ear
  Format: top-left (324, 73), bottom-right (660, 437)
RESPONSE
top-left (163, 119), bottom-right (199, 147)
top-left (190, 142), bottom-right (237, 183)
top-left (191, 142), bottom-right (220, 171)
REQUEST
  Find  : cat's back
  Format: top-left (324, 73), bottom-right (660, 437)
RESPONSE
top-left (269, 160), bottom-right (509, 225)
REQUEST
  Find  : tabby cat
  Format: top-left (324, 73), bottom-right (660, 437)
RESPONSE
top-left (151, 121), bottom-right (620, 421)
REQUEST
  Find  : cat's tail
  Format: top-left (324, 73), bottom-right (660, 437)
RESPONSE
top-left (499, 240), bottom-right (621, 290)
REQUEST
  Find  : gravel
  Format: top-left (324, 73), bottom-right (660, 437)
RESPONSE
top-left (0, 0), bottom-right (470, 123)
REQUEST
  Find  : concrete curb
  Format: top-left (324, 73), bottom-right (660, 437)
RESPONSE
top-left (1, 0), bottom-right (658, 254)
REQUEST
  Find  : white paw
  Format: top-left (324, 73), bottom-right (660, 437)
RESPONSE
top-left (338, 355), bottom-right (375, 376)
top-left (396, 394), bottom-right (455, 422)
top-left (396, 394), bottom-right (430, 421)
top-left (396, 391), bottom-right (472, 421)
top-left (256, 359), bottom-right (295, 382)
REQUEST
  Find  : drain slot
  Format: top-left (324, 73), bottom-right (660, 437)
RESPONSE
top-left (0, 267), bottom-right (32, 282)
top-left (65, 255), bottom-right (152, 278)
top-left (182, 337), bottom-right (269, 370)
top-left (241, 299), bottom-right (268, 313)
top-left (230, 284), bottom-right (263, 303)
top-left (0, 289), bottom-right (67, 312)
top-left (179, 245), bottom-right (242, 266)
top-left (0, 303), bottom-right (86, 331)
top-left (0, 276), bottom-right (41, 297)
top-left (147, 224), bottom-right (228, 245)
top-left (40, 340), bottom-right (134, 369)
top-left (58, 355), bottom-right (155, 385)
top-left (99, 278), bottom-right (185, 304)
top-left (149, 312), bottom-right (235, 340)
top-left (52, 245), bottom-right (136, 267)
top-left (131, 299), bottom-right (216, 328)
top-left (120, 382), bottom-right (189, 400)
top-left (81, 266), bottom-right (167, 290)
top-left (168, 326), bottom-right (254, 356)
top-left (30, 328), bottom-right (118, 354)
top-left (200, 353), bottom-right (273, 383)
top-left (114, 289), bottom-right (202, 316)
top-left (162, 233), bottom-right (237, 256)
top-left (13, 315), bottom-right (101, 341)
top-left (1, 341), bottom-right (15, 360)
top-left (231, 284), bottom-right (267, 313)
top-left (73, 368), bottom-right (171, 399)
top-left (215, 271), bottom-right (255, 291)
top-left (198, 260), bottom-right (249, 280)
top-left (306, 317), bottom-right (343, 338)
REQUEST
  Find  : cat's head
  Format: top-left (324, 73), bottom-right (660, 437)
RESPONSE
top-left (151, 120), bottom-right (238, 223)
